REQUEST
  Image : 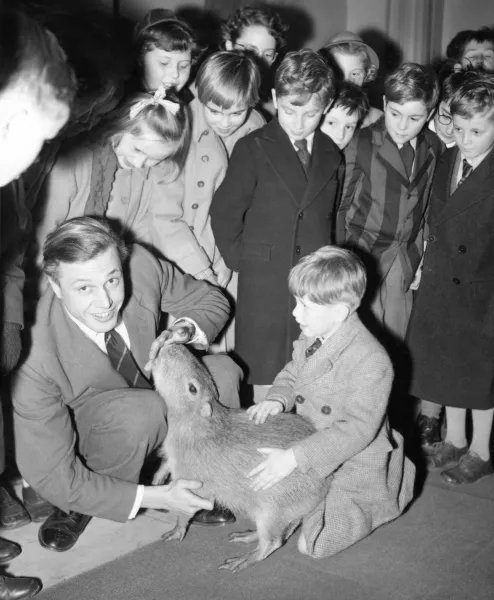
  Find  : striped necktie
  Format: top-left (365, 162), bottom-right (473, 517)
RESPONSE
top-left (305, 338), bottom-right (322, 358)
top-left (105, 329), bottom-right (152, 389)
top-left (457, 159), bottom-right (473, 188)
top-left (294, 139), bottom-right (310, 176)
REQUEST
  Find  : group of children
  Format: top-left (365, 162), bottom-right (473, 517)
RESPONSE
top-left (2, 1), bottom-right (494, 570)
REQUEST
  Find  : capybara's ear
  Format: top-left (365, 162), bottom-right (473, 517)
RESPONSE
top-left (200, 402), bottom-right (213, 418)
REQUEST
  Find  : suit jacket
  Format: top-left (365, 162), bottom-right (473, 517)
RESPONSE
top-left (268, 314), bottom-right (415, 557)
top-left (210, 118), bottom-right (344, 384)
top-left (11, 245), bottom-right (229, 521)
top-left (337, 117), bottom-right (441, 289)
top-left (408, 146), bottom-right (494, 409)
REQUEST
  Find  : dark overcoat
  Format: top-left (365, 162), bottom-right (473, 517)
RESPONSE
top-left (210, 119), bottom-right (343, 384)
top-left (407, 146), bottom-right (494, 409)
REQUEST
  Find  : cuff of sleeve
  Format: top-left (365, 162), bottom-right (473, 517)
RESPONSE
top-left (172, 317), bottom-right (208, 347)
top-left (195, 268), bottom-right (214, 280)
top-left (266, 386), bottom-right (294, 411)
top-left (128, 485), bottom-right (144, 520)
top-left (292, 444), bottom-right (311, 474)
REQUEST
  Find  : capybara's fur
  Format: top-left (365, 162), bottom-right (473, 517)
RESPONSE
top-left (150, 344), bottom-right (331, 572)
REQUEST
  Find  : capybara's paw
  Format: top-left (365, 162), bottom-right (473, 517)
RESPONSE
top-left (228, 530), bottom-right (258, 544)
top-left (218, 553), bottom-right (256, 573)
top-left (161, 525), bottom-right (186, 543)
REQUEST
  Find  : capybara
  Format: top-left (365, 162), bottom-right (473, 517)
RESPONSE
top-left (150, 344), bottom-right (331, 573)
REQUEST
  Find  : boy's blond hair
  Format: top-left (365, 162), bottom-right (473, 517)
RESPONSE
top-left (289, 246), bottom-right (366, 312)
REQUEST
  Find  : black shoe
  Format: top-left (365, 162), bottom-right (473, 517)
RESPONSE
top-left (417, 414), bottom-right (442, 453)
top-left (21, 488), bottom-right (54, 523)
top-left (0, 538), bottom-right (21, 565)
top-left (38, 509), bottom-right (91, 552)
top-left (0, 575), bottom-right (41, 599)
top-left (191, 506), bottom-right (235, 527)
top-left (0, 486), bottom-right (30, 530)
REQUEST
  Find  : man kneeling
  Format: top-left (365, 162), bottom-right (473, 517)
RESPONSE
top-left (12, 217), bottom-right (242, 551)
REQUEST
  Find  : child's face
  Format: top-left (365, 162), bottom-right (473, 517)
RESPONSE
top-left (114, 124), bottom-right (176, 169)
top-left (320, 105), bottom-right (359, 149)
top-left (293, 296), bottom-right (348, 339)
top-left (433, 100), bottom-right (455, 146)
top-left (142, 47), bottom-right (192, 92)
top-left (226, 24), bottom-right (277, 66)
top-left (383, 99), bottom-right (429, 146)
top-left (452, 107), bottom-right (494, 161)
top-left (273, 91), bottom-right (329, 141)
top-left (203, 101), bottom-right (249, 139)
top-left (460, 40), bottom-right (494, 72)
top-left (0, 94), bottom-right (69, 186)
top-left (332, 51), bottom-right (366, 87)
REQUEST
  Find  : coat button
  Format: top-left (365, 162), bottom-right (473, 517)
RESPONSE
top-left (192, 203), bottom-right (199, 209)
top-left (428, 235), bottom-right (435, 242)
top-left (298, 212), bottom-right (304, 219)
top-left (295, 246), bottom-right (301, 254)
top-left (202, 155), bottom-right (209, 162)
top-left (458, 245), bottom-right (466, 253)
top-left (197, 181), bottom-right (205, 188)
top-left (203, 130), bottom-right (209, 136)
top-left (295, 395), bottom-right (305, 404)
top-left (453, 277), bottom-right (460, 285)
top-left (189, 225), bottom-right (194, 231)
top-left (321, 405), bottom-right (332, 415)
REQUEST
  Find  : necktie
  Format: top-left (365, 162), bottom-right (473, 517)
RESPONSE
top-left (294, 139), bottom-right (311, 176)
top-left (400, 142), bottom-right (415, 179)
top-left (457, 159), bottom-right (473, 188)
top-left (105, 329), bottom-right (153, 389)
top-left (305, 338), bottom-right (322, 359)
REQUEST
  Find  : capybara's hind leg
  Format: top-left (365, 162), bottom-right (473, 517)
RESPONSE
top-left (228, 530), bottom-right (259, 544)
top-left (161, 514), bottom-right (190, 542)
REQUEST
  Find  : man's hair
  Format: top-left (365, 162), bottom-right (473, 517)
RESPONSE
top-left (384, 62), bottom-right (439, 111)
top-left (196, 51), bottom-right (261, 110)
top-left (449, 71), bottom-right (494, 120)
top-left (43, 217), bottom-right (129, 283)
top-left (332, 82), bottom-right (370, 125)
top-left (275, 49), bottom-right (335, 107)
top-left (95, 90), bottom-right (191, 177)
top-left (446, 27), bottom-right (494, 63)
top-left (221, 4), bottom-right (288, 49)
top-left (0, 9), bottom-right (77, 109)
top-left (289, 246), bottom-right (366, 313)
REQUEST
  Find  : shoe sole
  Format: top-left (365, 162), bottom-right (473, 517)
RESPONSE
top-left (0, 546), bottom-right (21, 564)
top-left (0, 515), bottom-right (32, 529)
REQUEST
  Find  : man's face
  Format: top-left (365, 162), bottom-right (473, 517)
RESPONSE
top-left (433, 100), bottom-right (455, 146)
top-left (453, 107), bottom-right (494, 160)
top-left (320, 105), bottom-right (359, 149)
top-left (142, 47), bottom-right (192, 92)
top-left (273, 91), bottom-right (328, 141)
top-left (48, 247), bottom-right (125, 334)
top-left (383, 98), bottom-right (429, 145)
top-left (226, 24), bottom-right (278, 66)
top-left (203, 101), bottom-right (249, 139)
top-left (460, 40), bottom-right (494, 72)
top-left (0, 94), bottom-right (69, 186)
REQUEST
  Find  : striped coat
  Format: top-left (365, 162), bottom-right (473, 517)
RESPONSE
top-left (267, 314), bottom-right (415, 558)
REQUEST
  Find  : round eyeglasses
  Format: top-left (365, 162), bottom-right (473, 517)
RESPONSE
top-left (437, 112), bottom-right (453, 126)
top-left (234, 43), bottom-right (278, 63)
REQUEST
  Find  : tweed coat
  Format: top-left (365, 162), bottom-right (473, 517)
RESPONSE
top-left (337, 117), bottom-right (442, 290)
top-left (11, 245), bottom-right (230, 522)
top-left (267, 313), bottom-right (415, 558)
top-left (210, 119), bottom-right (344, 384)
top-left (408, 146), bottom-right (494, 410)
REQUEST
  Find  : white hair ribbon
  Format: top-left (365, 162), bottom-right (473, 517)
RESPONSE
top-left (129, 85), bottom-right (180, 119)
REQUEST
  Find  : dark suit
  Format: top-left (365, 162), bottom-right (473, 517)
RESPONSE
top-left (12, 245), bottom-right (239, 521)
top-left (408, 147), bottom-right (494, 410)
top-left (211, 119), bottom-right (343, 384)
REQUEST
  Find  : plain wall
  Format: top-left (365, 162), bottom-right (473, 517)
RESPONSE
top-left (441, 0), bottom-right (494, 53)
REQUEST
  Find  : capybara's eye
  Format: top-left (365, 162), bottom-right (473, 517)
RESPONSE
top-left (188, 383), bottom-right (197, 395)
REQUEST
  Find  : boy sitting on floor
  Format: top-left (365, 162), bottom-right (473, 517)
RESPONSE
top-left (247, 245), bottom-right (415, 558)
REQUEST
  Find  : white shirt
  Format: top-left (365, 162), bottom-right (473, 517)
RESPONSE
top-left (290, 131), bottom-right (315, 154)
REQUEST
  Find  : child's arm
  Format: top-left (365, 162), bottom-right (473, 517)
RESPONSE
top-left (247, 399), bottom-right (283, 424)
top-left (264, 352), bottom-right (300, 413)
top-left (335, 135), bottom-right (362, 245)
top-left (210, 138), bottom-right (257, 272)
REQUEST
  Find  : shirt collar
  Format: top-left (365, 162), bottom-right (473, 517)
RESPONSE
top-left (461, 146), bottom-right (493, 170)
top-left (289, 131), bottom-right (315, 153)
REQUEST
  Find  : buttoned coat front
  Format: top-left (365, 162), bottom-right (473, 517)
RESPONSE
top-left (267, 314), bottom-right (415, 558)
top-left (210, 119), bottom-right (344, 384)
top-left (407, 146), bottom-right (494, 409)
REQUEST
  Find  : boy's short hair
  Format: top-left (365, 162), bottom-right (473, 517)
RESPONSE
top-left (332, 82), bottom-right (370, 125)
top-left (449, 71), bottom-right (494, 120)
top-left (289, 246), bottom-right (366, 312)
top-left (196, 51), bottom-right (261, 109)
top-left (446, 27), bottom-right (494, 63)
top-left (275, 49), bottom-right (335, 107)
top-left (221, 5), bottom-right (288, 50)
top-left (43, 217), bottom-right (129, 284)
top-left (384, 62), bottom-right (439, 111)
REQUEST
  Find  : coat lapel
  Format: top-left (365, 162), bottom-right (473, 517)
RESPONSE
top-left (409, 130), bottom-right (435, 191)
top-left (300, 130), bottom-right (341, 210)
top-left (374, 123), bottom-right (410, 188)
top-left (257, 119), bottom-right (308, 206)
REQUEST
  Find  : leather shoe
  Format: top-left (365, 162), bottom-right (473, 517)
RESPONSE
top-left (191, 505), bottom-right (235, 527)
top-left (22, 487), bottom-right (54, 523)
top-left (441, 451), bottom-right (494, 485)
top-left (417, 414), bottom-right (442, 453)
top-left (427, 441), bottom-right (468, 470)
top-left (0, 486), bottom-right (30, 530)
top-left (0, 575), bottom-right (41, 599)
top-left (0, 538), bottom-right (21, 565)
top-left (38, 508), bottom-right (91, 552)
